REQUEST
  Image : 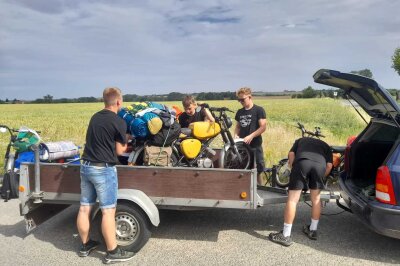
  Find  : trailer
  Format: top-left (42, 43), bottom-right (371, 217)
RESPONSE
top-left (17, 150), bottom-right (337, 252)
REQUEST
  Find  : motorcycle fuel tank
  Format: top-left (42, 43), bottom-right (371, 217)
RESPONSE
top-left (189, 122), bottom-right (221, 140)
top-left (180, 139), bottom-right (202, 159)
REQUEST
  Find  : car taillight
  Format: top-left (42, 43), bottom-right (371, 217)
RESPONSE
top-left (375, 166), bottom-right (397, 205)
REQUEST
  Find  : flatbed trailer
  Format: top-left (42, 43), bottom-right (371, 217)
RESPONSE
top-left (17, 157), bottom-right (337, 252)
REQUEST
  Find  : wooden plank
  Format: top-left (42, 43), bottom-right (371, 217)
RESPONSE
top-left (28, 164), bottom-right (81, 194)
top-left (28, 164), bottom-right (252, 201)
top-left (118, 167), bottom-right (251, 201)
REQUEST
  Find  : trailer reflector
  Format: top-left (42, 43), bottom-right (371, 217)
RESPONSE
top-left (240, 192), bottom-right (247, 199)
top-left (19, 186), bottom-right (25, 192)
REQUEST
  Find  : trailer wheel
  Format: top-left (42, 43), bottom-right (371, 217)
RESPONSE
top-left (93, 202), bottom-right (152, 252)
top-left (114, 203), bottom-right (151, 252)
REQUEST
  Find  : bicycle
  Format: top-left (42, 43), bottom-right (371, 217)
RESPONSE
top-left (270, 122), bottom-right (345, 188)
top-left (0, 125), bottom-right (40, 201)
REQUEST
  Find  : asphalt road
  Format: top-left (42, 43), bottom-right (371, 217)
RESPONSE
top-left (0, 198), bottom-right (399, 265)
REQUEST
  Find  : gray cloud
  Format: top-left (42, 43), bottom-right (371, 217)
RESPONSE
top-left (1, 0), bottom-right (400, 100)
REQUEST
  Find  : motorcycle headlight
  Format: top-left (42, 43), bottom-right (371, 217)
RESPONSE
top-left (226, 117), bottom-right (233, 129)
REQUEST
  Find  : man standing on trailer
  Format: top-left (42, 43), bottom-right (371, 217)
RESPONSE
top-left (269, 137), bottom-right (333, 246)
top-left (76, 87), bottom-right (135, 263)
top-left (234, 87), bottom-right (267, 185)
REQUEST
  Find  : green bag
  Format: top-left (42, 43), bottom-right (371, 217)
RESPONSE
top-left (13, 127), bottom-right (41, 152)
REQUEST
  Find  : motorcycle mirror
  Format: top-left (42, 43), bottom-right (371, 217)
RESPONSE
top-left (0, 127), bottom-right (6, 133)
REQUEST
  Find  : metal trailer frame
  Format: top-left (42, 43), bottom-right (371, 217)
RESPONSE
top-left (16, 150), bottom-right (338, 251)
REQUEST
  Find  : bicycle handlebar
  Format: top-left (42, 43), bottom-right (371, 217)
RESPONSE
top-left (296, 122), bottom-right (325, 138)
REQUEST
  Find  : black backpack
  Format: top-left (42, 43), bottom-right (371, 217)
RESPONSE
top-left (149, 121), bottom-right (181, 147)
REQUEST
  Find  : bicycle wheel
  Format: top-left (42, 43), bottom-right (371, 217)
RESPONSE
top-left (224, 142), bottom-right (253, 169)
top-left (275, 159), bottom-right (290, 188)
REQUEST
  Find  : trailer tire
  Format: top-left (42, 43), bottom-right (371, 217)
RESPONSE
top-left (94, 202), bottom-right (151, 253)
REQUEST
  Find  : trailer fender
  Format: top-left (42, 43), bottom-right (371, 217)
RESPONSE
top-left (118, 189), bottom-right (160, 226)
top-left (91, 189), bottom-right (159, 227)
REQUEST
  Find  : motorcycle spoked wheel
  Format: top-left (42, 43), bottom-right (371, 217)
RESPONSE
top-left (223, 142), bottom-right (253, 170)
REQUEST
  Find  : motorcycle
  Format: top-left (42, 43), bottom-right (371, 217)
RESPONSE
top-left (171, 106), bottom-right (253, 169)
top-left (126, 105), bottom-right (254, 170)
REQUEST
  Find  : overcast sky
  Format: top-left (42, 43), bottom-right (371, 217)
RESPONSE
top-left (1, 0), bottom-right (400, 100)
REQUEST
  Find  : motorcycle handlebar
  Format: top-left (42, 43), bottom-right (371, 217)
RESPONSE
top-left (0, 125), bottom-right (41, 135)
top-left (199, 103), bottom-right (210, 109)
top-left (209, 107), bottom-right (234, 113)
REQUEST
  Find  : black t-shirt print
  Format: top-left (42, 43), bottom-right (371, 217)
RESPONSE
top-left (234, 105), bottom-right (266, 147)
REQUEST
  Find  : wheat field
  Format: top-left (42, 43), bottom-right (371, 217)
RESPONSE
top-left (0, 98), bottom-right (367, 173)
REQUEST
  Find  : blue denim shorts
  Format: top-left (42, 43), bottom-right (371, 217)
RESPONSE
top-left (80, 164), bottom-right (118, 209)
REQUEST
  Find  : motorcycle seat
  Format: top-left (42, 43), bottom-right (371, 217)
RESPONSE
top-left (179, 128), bottom-right (192, 138)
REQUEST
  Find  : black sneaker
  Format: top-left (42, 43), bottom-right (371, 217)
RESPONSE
top-left (78, 239), bottom-right (99, 257)
top-left (103, 247), bottom-right (135, 264)
top-left (268, 231), bottom-right (293, 247)
top-left (303, 225), bottom-right (318, 240)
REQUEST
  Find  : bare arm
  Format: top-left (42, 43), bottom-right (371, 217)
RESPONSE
top-left (243, 118), bottom-right (267, 145)
top-left (203, 108), bottom-right (215, 122)
top-left (115, 140), bottom-right (128, 156)
top-left (324, 162), bottom-right (333, 177)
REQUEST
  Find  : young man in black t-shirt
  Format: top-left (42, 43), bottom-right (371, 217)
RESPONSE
top-left (234, 87), bottom-right (266, 185)
top-left (269, 137), bottom-right (333, 246)
top-left (178, 95), bottom-right (215, 128)
top-left (77, 87), bottom-right (135, 263)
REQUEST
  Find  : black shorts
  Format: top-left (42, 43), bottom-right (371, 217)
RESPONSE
top-left (288, 159), bottom-right (325, 190)
top-left (251, 146), bottom-right (265, 174)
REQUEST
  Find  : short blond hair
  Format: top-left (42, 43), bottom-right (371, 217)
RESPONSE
top-left (182, 95), bottom-right (196, 108)
top-left (103, 87), bottom-right (122, 106)
top-left (236, 87), bottom-right (252, 97)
